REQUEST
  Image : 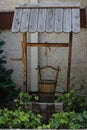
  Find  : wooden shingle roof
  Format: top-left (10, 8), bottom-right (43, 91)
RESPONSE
top-left (12, 2), bottom-right (80, 33)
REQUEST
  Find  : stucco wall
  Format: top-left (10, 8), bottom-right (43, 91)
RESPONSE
top-left (0, 0), bottom-right (87, 94)
top-left (0, 31), bottom-right (23, 88)
top-left (39, 0), bottom-right (87, 8)
top-left (0, 0), bottom-right (31, 11)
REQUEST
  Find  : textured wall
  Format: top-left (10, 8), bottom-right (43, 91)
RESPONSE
top-left (0, 31), bottom-right (23, 88)
top-left (39, 0), bottom-right (87, 8)
top-left (0, 0), bottom-right (87, 94)
top-left (0, 0), bottom-right (31, 11)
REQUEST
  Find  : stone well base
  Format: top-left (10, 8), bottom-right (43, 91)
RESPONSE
top-left (32, 102), bottom-right (63, 124)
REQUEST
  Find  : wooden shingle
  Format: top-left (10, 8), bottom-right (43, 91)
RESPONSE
top-left (12, 2), bottom-right (80, 33)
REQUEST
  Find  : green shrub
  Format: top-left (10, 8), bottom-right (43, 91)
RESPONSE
top-left (55, 90), bottom-right (86, 112)
top-left (0, 39), bottom-right (20, 103)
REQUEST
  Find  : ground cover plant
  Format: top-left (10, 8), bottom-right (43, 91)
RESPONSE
top-left (55, 90), bottom-right (87, 112)
top-left (0, 92), bottom-right (41, 128)
top-left (38, 111), bottom-right (87, 129)
top-left (14, 92), bottom-right (32, 110)
top-left (0, 108), bottom-right (41, 128)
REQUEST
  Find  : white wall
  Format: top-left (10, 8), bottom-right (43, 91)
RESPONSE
top-left (0, 0), bottom-right (87, 94)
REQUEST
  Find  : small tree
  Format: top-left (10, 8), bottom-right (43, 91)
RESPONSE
top-left (0, 38), bottom-right (19, 103)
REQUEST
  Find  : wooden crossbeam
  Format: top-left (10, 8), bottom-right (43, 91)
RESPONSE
top-left (27, 43), bottom-right (69, 47)
top-left (10, 58), bottom-right (22, 61)
top-left (16, 3), bottom-right (80, 9)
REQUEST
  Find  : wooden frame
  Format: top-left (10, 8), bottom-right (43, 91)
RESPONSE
top-left (11, 3), bottom-right (80, 93)
top-left (22, 32), bottom-right (27, 92)
top-left (20, 32), bottom-right (72, 92)
top-left (37, 65), bottom-right (60, 83)
top-left (67, 32), bottom-right (72, 92)
top-left (11, 32), bottom-right (72, 92)
top-left (27, 43), bottom-right (69, 47)
top-left (37, 65), bottom-right (60, 93)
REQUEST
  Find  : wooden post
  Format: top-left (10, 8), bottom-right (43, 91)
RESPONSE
top-left (67, 32), bottom-right (73, 92)
top-left (22, 32), bottom-right (27, 92)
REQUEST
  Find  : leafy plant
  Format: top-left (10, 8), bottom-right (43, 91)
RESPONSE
top-left (0, 108), bottom-right (42, 128)
top-left (14, 92), bottom-right (32, 110)
top-left (55, 90), bottom-right (86, 112)
top-left (33, 95), bottom-right (39, 101)
top-left (39, 111), bottom-right (87, 129)
top-left (0, 39), bottom-right (20, 103)
top-left (50, 112), bottom-right (87, 129)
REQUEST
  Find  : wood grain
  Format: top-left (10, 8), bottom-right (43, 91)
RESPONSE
top-left (20, 9), bottom-right (30, 32)
top-left (29, 9), bottom-right (38, 32)
top-left (63, 8), bottom-right (71, 32)
top-left (55, 8), bottom-right (63, 32)
top-left (37, 9), bottom-right (46, 32)
top-left (46, 9), bottom-right (55, 32)
top-left (12, 3), bottom-right (80, 33)
top-left (16, 2), bottom-right (80, 9)
top-left (72, 8), bottom-right (80, 33)
top-left (12, 9), bottom-right (22, 32)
